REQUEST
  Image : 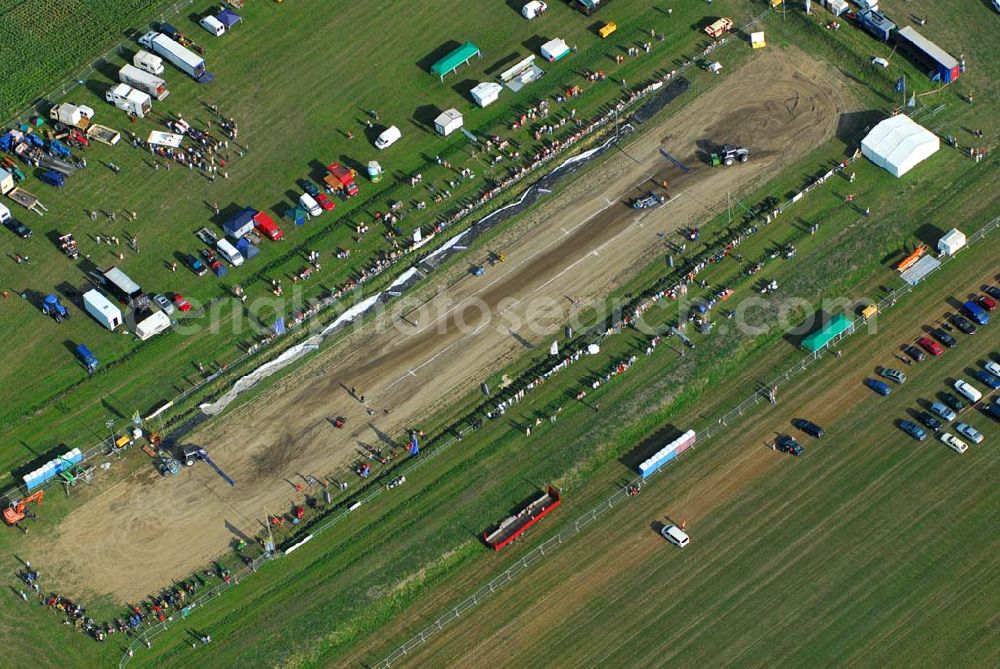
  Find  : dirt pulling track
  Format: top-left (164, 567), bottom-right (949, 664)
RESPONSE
top-left (30, 49), bottom-right (855, 602)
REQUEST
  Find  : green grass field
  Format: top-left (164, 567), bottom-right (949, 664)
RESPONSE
top-left (0, 0), bottom-right (997, 667)
top-left (0, 0), bottom-right (762, 484)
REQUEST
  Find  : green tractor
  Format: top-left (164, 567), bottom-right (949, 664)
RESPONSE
top-left (710, 145), bottom-right (750, 167)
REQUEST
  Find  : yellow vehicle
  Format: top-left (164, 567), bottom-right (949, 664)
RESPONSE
top-left (598, 21), bottom-right (617, 39)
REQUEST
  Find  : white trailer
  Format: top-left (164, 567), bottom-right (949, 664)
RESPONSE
top-left (49, 103), bottom-right (95, 130)
top-left (0, 168), bottom-right (13, 196)
top-left (119, 64), bottom-right (169, 100)
top-left (105, 83), bottom-right (152, 118)
top-left (133, 49), bottom-right (164, 75)
top-left (83, 289), bottom-right (124, 331)
top-left (138, 31), bottom-right (212, 82)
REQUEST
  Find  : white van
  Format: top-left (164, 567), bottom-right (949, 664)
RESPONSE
top-left (200, 15), bottom-right (226, 37)
top-left (375, 125), bottom-right (401, 150)
top-left (299, 193), bottom-right (322, 217)
top-left (216, 238), bottom-right (244, 266)
top-left (953, 379), bottom-right (982, 403)
top-left (660, 524), bottom-right (689, 548)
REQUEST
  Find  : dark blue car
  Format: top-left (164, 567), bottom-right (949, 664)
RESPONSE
top-left (898, 420), bottom-right (927, 441)
top-left (866, 378), bottom-right (892, 396)
top-left (38, 169), bottom-right (65, 187)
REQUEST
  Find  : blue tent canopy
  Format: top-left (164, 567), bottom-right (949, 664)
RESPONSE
top-left (216, 8), bottom-right (242, 28)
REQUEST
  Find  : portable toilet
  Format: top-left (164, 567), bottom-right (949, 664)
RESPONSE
top-left (433, 109), bottom-right (464, 137)
top-left (367, 160), bottom-right (383, 183)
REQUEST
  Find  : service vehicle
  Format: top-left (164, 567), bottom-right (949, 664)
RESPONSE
top-left (941, 392), bottom-right (966, 414)
top-left (953, 379), bottom-right (982, 404)
top-left (877, 366), bottom-right (906, 383)
top-left (929, 401), bottom-right (957, 422)
top-left (915, 411), bottom-right (942, 431)
top-left (939, 432), bottom-right (968, 454)
top-left (971, 369), bottom-right (1000, 390)
top-left (660, 524), bottom-right (690, 548)
top-left (948, 314), bottom-right (977, 335)
top-left (960, 300), bottom-right (989, 326)
top-left (898, 420), bottom-right (926, 441)
top-left (930, 328), bottom-right (957, 348)
top-left (865, 378), bottom-right (892, 396)
top-left (917, 336), bottom-right (944, 356)
top-left (791, 418), bottom-right (825, 438)
top-left (152, 293), bottom-right (175, 315)
top-left (954, 422), bottom-right (983, 444)
top-left (325, 163), bottom-right (359, 197)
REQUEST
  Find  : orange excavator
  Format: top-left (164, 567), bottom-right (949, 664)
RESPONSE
top-left (4, 490), bottom-right (44, 525)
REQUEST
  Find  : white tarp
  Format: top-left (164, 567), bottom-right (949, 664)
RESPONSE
top-left (147, 131), bottom-right (183, 147)
top-left (423, 230), bottom-right (469, 261)
top-left (389, 267), bottom-right (420, 289)
top-left (200, 340), bottom-right (321, 415)
top-left (320, 294), bottom-right (382, 337)
top-left (861, 115), bottom-right (939, 177)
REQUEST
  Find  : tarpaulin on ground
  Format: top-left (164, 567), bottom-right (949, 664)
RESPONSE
top-left (630, 77), bottom-right (690, 124)
top-left (147, 131), bottom-right (184, 147)
top-left (320, 294), bottom-right (381, 337)
top-left (200, 340), bottom-right (321, 415)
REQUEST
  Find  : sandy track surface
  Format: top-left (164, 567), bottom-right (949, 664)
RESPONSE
top-left (31, 49), bottom-right (854, 602)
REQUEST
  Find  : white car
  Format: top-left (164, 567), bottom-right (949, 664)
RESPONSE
top-left (955, 422), bottom-right (984, 444)
top-left (872, 57), bottom-right (889, 69)
top-left (153, 293), bottom-right (175, 315)
top-left (953, 379), bottom-right (983, 404)
top-left (660, 524), bottom-right (689, 548)
top-left (983, 360), bottom-right (1000, 377)
top-left (939, 432), bottom-right (968, 454)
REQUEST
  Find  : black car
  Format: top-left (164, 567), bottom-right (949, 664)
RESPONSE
top-left (916, 411), bottom-right (942, 431)
top-left (948, 314), bottom-right (976, 335)
top-left (984, 402), bottom-right (1000, 422)
top-left (985, 285), bottom-right (1000, 301)
top-left (3, 216), bottom-right (32, 239)
top-left (931, 328), bottom-right (957, 348)
top-left (941, 392), bottom-right (966, 414)
top-left (792, 418), bottom-right (825, 438)
top-left (297, 178), bottom-right (320, 197)
top-left (902, 344), bottom-right (925, 362)
top-left (183, 253), bottom-right (208, 277)
top-left (776, 434), bottom-right (804, 455)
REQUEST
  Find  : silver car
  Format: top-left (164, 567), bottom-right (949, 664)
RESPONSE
top-left (954, 422), bottom-right (984, 444)
top-left (876, 366), bottom-right (906, 384)
top-left (153, 293), bottom-right (175, 315)
top-left (929, 401), bottom-right (956, 422)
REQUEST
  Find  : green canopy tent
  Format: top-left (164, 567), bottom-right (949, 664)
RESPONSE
top-left (801, 313), bottom-right (854, 353)
top-left (431, 42), bottom-right (481, 81)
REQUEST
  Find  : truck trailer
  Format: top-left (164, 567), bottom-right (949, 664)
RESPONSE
top-left (138, 31), bottom-right (213, 82)
top-left (118, 64), bottom-right (169, 100)
top-left (105, 83), bottom-right (152, 118)
top-left (83, 289), bottom-right (124, 331)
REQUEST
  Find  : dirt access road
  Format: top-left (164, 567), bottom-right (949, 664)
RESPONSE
top-left (32, 49), bottom-right (855, 601)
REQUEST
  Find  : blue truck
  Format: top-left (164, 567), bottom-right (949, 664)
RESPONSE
top-left (74, 344), bottom-right (99, 373)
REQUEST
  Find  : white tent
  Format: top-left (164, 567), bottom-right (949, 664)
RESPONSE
top-left (470, 82), bottom-right (502, 107)
top-left (937, 228), bottom-right (966, 255)
top-left (860, 115), bottom-right (939, 177)
top-left (433, 109), bottom-right (464, 136)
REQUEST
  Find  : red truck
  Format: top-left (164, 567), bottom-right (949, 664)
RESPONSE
top-left (325, 162), bottom-right (359, 197)
top-left (253, 210), bottom-right (284, 241)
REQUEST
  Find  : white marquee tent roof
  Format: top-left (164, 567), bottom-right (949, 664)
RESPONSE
top-left (860, 115), bottom-right (939, 177)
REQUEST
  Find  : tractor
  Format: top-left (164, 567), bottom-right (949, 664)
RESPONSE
top-left (710, 145), bottom-right (750, 167)
top-left (41, 294), bottom-right (70, 322)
